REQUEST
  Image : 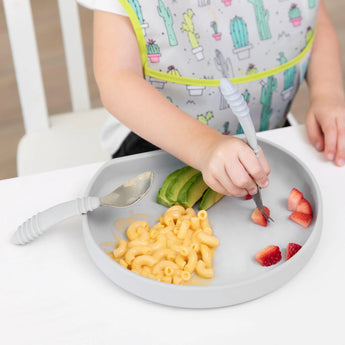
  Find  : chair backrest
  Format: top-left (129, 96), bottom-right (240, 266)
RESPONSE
top-left (3, 0), bottom-right (91, 133)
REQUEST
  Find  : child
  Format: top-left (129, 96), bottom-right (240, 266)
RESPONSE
top-left (80, 0), bottom-right (345, 197)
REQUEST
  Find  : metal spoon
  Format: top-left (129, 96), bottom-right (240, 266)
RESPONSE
top-left (12, 171), bottom-right (154, 245)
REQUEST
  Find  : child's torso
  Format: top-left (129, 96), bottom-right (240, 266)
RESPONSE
top-left (120, 0), bottom-right (320, 134)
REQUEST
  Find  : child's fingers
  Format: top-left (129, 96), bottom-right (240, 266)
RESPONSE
top-left (238, 147), bottom-right (270, 189)
top-left (224, 160), bottom-right (260, 195)
top-left (321, 118), bottom-right (337, 161)
top-left (335, 116), bottom-right (345, 166)
top-left (305, 112), bottom-right (325, 152)
top-left (202, 170), bottom-right (246, 197)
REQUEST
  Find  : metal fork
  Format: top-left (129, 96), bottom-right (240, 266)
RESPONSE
top-left (219, 78), bottom-right (274, 222)
top-left (252, 187), bottom-right (274, 222)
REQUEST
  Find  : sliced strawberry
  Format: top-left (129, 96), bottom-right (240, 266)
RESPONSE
top-left (251, 206), bottom-right (270, 227)
top-left (288, 188), bottom-right (303, 211)
top-left (286, 243), bottom-right (302, 260)
top-left (296, 198), bottom-right (313, 215)
top-left (255, 245), bottom-right (282, 266)
top-left (289, 211), bottom-right (312, 228)
top-left (245, 193), bottom-right (252, 200)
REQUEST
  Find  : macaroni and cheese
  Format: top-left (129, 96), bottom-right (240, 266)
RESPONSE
top-left (105, 206), bottom-right (219, 284)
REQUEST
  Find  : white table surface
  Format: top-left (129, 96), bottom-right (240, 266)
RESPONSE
top-left (1, 125), bottom-right (344, 345)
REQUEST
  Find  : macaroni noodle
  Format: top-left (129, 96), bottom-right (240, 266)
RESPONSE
top-left (107, 206), bottom-right (219, 285)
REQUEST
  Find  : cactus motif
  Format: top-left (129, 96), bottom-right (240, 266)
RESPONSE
top-left (128, 0), bottom-right (144, 24)
top-left (246, 64), bottom-right (258, 75)
top-left (146, 39), bottom-right (161, 62)
top-left (181, 9), bottom-right (204, 60)
top-left (237, 123), bottom-right (244, 135)
top-left (181, 9), bottom-right (200, 48)
top-left (214, 49), bottom-right (234, 78)
top-left (289, 4), bottom-right (302, 27)
top-left (211, 21), bottom-right (222, 40)
top-left (278, 52), bottom-right (296, 90)
top-left (157, 0), bottom-right (178, 46)
top-left (197, 111), bottom-right (214, 125)
top-left (308, 0), bottom-right (315, 8)
top-left (223, 121), bottom-right (230, 135)
top-left (306, 26), bottom-right (313, 44)
top-left (128, 0), bottom-right (149, 35)
top-left (260, 76), bottom-right (277, 130)
top-left (247, 0), bottom-right (271, 41)
top-left (242, 89), bottom-right (250, 103)
top-left (230, 17), bottom-right (249, 48)
top-left (230, 17), bottom-right (253, 60)
top-left (167, 65), bottom-right (181, 77)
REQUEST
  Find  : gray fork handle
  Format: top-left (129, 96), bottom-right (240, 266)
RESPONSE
top-left (12, 197), bottom-right (100, 245)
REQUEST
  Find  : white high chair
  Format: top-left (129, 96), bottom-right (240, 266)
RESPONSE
top-left (3, 0), bottom-right (110, 176)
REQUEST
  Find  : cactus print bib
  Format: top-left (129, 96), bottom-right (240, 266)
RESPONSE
top-left (119, 0), bottom-right (319, 134)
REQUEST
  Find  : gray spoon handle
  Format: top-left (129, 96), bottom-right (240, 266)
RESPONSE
top-left (12, 197), bottom-right (100, 245)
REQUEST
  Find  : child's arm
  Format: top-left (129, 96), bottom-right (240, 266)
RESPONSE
top-left (93, 10), bottom-right (270, 197)
top-left (305, 0), bottom-right (345, 167)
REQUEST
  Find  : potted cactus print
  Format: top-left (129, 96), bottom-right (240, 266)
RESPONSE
top-left (306, 26), bottom-right (313, 44)
top-left (181, 9), bottom-right (204, 61)
top-left (186, 84), bottom-right (206, 96)
top-left (222, 0), bottom-right (232, 6)
top-left (167, 65), bottom-right (181, 77)
top-left (146, 39), bottom-right (161, 63)
top-left (128, 0), bottom-right (149, 35)
top-left (211, 21), bottom-right (222, 41)
top-left (230, 17), bottom-right (253, 60)
top-left (279, 52), bottom-right (296, 100)
top-left (148, 76), bottom-right (166, 89)
top-left (197, 111), bottom-right (213, 125)
top-left (289, 4), bottom-right (302, 27)
top-left (246, 63), bottom-right (258, 75)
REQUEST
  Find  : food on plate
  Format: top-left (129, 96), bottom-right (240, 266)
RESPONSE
top-left (198, 188), bottom-right (224, 210)
top-left (295, 198), bottom-right (313, 215)
top-left (287, 188), bottom-right (313, 227)
top-left (245, 193), bottom-right (253, 200)
top-left (177, 172), bottom-right (208, 208)
top-left (156, 168), bottom-right (182, 207)
top-left (255, 245), bottom-right (282, 266)
top-left (157, 166), bottom-right (224, 210)
top-left (107, 205), bottom-right (219, 284)
top-left (251, 206), bottom-right (271, 227)
top-left (289, 211), bottom-right (312, 228)
top-left (286, 242), bottom-right (302, 260)
top-left (287, 188), bottom-right (304, 211)
top-left (166, 166), bottom-right (199, 204)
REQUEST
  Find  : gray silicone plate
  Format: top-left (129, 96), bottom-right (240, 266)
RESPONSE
top-left (82, 138), bottom-right (322, 308)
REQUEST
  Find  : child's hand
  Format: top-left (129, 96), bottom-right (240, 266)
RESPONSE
top-left (305, 95), bottom-right (345, 167)
top-left (197, 136), bottom-right (270, 197)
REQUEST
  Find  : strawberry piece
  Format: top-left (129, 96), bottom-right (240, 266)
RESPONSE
top-left (289, 211), bottom-right (312, 228)
top-left (288, 188), bottom-right (303, 211)
top-left (255, 245), bottom-right (282, 266)
top-left (286, 243), bottom-right (302, 260)
top-left (245, 193), bottom-right (252, 200)
top-left (296, 198), bottom-right (313, 215)
top-left (251, 206), bottom-right (270, 227)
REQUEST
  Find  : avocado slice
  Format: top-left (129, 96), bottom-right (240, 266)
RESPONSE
top-left (177, 172), bottom-right (208, 208)
top-left (156, 168), bottom-right (182, 207)
top-left (198, 188), bottom-right (224, 210)
top-left (165, 166), bottom-right (199, 204)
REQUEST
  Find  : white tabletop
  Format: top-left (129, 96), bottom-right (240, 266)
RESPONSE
top-left (1, 125), bottom-right (344, 344)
